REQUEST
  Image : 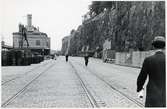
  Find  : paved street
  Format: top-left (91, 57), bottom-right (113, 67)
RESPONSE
top-left (2, 56), bottom-right (145, 108)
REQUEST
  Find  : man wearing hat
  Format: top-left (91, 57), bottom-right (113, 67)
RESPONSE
top-left (137, 36), bottom-right (166, 107)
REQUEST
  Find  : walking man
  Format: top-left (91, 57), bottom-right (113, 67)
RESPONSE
top-left (65, 54), bottom-right (69, 62)
top-left (84, 53), bottom-right (89, 66)
top-left (137, 36), bottom-right (165, 107)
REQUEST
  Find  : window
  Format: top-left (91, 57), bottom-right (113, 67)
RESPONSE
top-left (36, 40), bottom-right (40, 46)
top-left (46, 42), bottom-right (49, 47)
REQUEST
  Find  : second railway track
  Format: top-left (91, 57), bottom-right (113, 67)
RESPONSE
top-left (71, 60), bottom-right (144, 107)
top-left (69, 61), bottom-right (104, 108)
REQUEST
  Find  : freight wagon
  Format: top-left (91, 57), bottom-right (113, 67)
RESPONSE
top-left (2, 49), bottom-right (44, 66)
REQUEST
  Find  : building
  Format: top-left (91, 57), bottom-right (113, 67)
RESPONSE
top-left (61, 36), bottom-right (71, 55)
top-left (13, 14), bottom-right (50, 55)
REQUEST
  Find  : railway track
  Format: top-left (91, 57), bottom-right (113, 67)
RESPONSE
top-left (69, 61), bottom-right (101, 108)
top-left (2, 61), bottom-right (49, 85)
top-left (1, 62), bottom-right (55, 107)
top-left (71, 60), bottom-right (144, 107)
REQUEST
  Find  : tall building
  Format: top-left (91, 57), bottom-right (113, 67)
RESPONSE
top-left (61, 36), bottom-right (71, 55)
top-left (13, 14), bottom-right (50, 55)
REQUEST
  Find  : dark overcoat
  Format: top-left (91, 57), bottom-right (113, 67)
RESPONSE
top-left (137, 51), bottom-right (166, 107)
top-left (84, 56), bottom-right (89, 66)
top-left (65, 55), bottom-right (68, 62)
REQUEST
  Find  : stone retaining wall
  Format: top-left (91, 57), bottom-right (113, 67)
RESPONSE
top-left (115, 50), bottom-right (156, 68)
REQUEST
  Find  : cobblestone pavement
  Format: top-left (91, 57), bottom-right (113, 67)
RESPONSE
top-left (70, 59), bottom-right (142, 107)
top-left (2, 56), bottom-right (145, 108)
top-left (2, 57), bottom-right (92, 108)
top-left (70, 57), bottom-right (146, 106)
top-left (2, 60), bottom-right (54, 107)
top-left (2, 60), bottom-right (50, 83)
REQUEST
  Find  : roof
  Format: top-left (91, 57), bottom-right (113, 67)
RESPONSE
top-left (13, 32), bottom-right (48, 37)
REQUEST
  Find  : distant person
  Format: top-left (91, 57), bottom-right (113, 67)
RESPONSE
top-left (54, 55), bottom-right (57, 60)
top-left (84, 54), bottom-right (89, 66)
top-left (137, 36), bottom-right (165, 107)
top-left (65, 54), bottom-right (69, 62)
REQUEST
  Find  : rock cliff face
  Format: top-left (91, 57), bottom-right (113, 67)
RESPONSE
top-left (64, 1), bottom-right (165, 56)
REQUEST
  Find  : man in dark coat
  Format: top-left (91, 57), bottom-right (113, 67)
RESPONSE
top-left (65, 54), bottom-right (68, 62)
top-left (137, 36), bottom-right (166, 107)
top-left (84, 53), bottom-right (89, 66)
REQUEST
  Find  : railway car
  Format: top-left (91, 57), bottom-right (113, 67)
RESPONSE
top-left (2, 49), bottom-right (44, 66)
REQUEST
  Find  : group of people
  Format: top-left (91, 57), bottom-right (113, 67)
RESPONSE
top-left (65, 54), bottom-right (89, 66)
top-left (64, 36), bottom-right (165, 107)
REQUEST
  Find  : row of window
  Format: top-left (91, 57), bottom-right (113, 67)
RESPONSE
top-left (14, 37), bottom-right (50, 48)
top-left (36, 40), bottom-right (40, 45)
top-left (16, 40), bottom-right (49, 47)
top-left (36, 40), bottom-right (49, 47)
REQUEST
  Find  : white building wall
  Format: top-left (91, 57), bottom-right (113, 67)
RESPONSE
top-left (13, 33), bottom-right (50, 49)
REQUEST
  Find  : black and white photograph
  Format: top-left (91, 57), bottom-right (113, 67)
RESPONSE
top-left (1, 0), bottom-right (166, 108)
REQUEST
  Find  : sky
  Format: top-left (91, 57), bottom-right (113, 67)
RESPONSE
top-left (0, 0), bottom-right (91, 50)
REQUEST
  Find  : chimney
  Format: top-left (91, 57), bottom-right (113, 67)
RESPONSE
top-left (27, 14), bottom-right (32, 27)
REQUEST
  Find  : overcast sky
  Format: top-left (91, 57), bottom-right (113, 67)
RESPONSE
top-left (0, 0), bottom-right (91, 50)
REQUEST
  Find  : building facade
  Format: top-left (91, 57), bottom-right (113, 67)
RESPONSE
top-left (13, 14), bottom-right (50, 55)
top-left (61, 36), bottom-right (71, 55)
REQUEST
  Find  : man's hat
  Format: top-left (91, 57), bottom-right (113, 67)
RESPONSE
top-left (152, 36), bottom-right (165, 48)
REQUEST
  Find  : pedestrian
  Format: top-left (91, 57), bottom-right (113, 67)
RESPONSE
top-left (137, 36), bottom-right (165, 107)
top-left (65, 54), bottom-right (68, 62)
top-left (84, 53), bottom-right (89, 66)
